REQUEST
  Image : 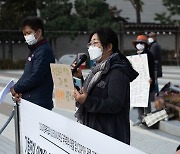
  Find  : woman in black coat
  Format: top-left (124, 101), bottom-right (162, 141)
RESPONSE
top-left (72, 28), bottom-right (138, 145)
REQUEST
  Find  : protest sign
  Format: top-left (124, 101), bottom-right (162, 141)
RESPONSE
top-left (19, 99), bottom-right (145, 154)
top-left (127, 54), bottom-right (150, 107)
top-left (50, 64), bottom-right (75, 111)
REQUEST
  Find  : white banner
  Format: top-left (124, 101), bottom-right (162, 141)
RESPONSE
top-left (20, 99), bottom-right (145, 154)
top-left (127, 54), bottom-right (150, 107)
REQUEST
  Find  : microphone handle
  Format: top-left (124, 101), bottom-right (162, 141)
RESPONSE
top-left (72, 63), bottom-right (81, 74)
top-left (72, 54), bottom-right (87, 74)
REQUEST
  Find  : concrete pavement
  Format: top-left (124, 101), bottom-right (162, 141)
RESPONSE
top-left (0, 66), bottom-right (180, 154)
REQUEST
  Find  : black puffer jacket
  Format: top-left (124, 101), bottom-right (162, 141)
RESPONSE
top-left (14, 39), bottom-right (55, 110)
top-left (80, 53), bottom-right (138, 145)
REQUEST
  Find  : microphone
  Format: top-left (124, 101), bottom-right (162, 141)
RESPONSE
top-left (72, 54), bottom-right (87, 74)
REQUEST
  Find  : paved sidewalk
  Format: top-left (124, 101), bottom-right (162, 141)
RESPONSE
top-left (0, 135), bottom-right (15, 154)
top-left (130, 108), bottom-right (180, 154)
top-left (130, 124), bottom-right (179, 154)
top-left (0, 111), bottom-right (15, 154)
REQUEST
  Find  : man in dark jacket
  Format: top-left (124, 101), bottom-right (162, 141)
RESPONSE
top-left (10, 16), bottom-right (55, 110)
top-left (147, 32), bottom-right (162, 95)
top-left (132, 35), bottom-right (155, 126)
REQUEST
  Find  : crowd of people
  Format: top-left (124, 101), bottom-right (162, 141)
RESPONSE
top-left (10, 16), bottom-right (165, 146)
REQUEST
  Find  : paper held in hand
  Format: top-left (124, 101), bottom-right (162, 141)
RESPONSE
top-left (0, 79), bottom-right (14, 104)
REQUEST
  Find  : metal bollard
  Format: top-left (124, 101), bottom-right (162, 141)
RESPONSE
top-left (13, 99), bottom-right (21, 154)
top-left (0, 97), bottom-right (21, 154)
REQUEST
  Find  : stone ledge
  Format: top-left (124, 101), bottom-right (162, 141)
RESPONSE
top-left (159, 120), bottom-right (180, 137)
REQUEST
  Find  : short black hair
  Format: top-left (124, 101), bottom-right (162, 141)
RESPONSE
top-left (21, 16), bottom-right (44, 36)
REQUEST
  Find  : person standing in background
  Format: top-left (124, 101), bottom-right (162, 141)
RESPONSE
top-left (132, 35), bottom-right (155, 126)
top-left (10, 16), bottom-right (55, 110)
top-left (147, 32), bottom-right (162, 95)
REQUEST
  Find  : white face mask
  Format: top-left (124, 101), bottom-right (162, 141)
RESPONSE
top-left (24, 34), bottom-right (37, 45)
top-left (88, 46), bottom-right (102, 62)
top-left (148, 38), bottom-right (154, 43)
top-left (136, 43), bottom-right (145, 51)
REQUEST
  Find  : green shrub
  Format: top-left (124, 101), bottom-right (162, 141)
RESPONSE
top-left (0, 59), bottom-right (25, 69)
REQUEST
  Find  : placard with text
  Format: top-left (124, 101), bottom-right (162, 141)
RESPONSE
top-left (50, 64), bottom-right (75, 110)
top-left (127, 54), bottom-right (150, 107)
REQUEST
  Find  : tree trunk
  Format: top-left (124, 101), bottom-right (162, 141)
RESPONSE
top-left (136, 0), bottom-right (141, 24)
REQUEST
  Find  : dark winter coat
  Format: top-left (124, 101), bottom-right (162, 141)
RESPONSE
top-left (78, 53), bottom-right (138, 145)
top-left (14, 39), bottom-right (55, 110)
top-left (149, 41), bottom-right (162, 78)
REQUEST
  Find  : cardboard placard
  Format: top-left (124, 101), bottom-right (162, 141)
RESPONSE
top-left (50, 64), bottom-right (75, 110)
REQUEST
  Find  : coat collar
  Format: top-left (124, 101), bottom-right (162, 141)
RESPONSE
top-left (28, 39), bottom-right (47, 51)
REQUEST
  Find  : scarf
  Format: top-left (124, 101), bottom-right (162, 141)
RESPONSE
top-left (75, 53), bottom-right (118, 123)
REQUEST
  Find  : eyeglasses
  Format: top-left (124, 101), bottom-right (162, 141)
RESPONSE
top-left (136, 42), bottom-right (145, 44)
top-left (87, 41), bottom-right (101, 48)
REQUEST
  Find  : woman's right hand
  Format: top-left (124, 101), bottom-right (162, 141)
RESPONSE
top-left (71, 62), bottom-right (83, 78)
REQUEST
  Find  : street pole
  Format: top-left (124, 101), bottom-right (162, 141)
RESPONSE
top-left (119, 22), bottom-right (124, 54)
top-left (0, 98), bottom-right (21, 153)
top-left (14, 101), bottom-right (21, 154)
top-left (0, 1), bottom-right (6, 59)
top-left (175, 23), bottom-right (180, 66)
